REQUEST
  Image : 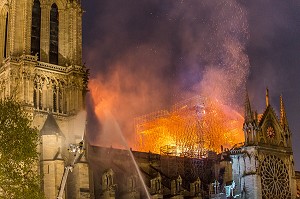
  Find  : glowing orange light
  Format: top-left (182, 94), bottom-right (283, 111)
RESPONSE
top-left (89, 76), bottom-right (244, 155)
top-left (135, 97), bottom-right (244, 156)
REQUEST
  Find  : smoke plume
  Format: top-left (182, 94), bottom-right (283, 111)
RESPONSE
top-left (83, 0), bottom-right (250, 148)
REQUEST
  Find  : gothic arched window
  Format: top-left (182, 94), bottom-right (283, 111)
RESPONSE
top-left (0, 4), bottom-right (9, 62)
top-left (53, 85), bottom-right (57, 112)
top-left (58, 89), bottom-right (62, 113)
top-left (31, 0), bottom-right (41, 59)
top-left (38, 89), bottom-right (42, 110)
top-left (49, 4), bottom-right (58, 65)
top-left (4, 12), bottom-right (8, 58)
top-left (33, 82), bottom-right (37, 108)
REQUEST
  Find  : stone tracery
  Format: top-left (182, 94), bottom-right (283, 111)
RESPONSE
top-left (260, 155), bottom-right (291, 199)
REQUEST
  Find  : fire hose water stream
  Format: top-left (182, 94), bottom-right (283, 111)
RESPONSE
top-left (107, 110), bottom-right (151, 199)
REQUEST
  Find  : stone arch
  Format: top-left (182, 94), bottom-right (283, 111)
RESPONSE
top-left (127, 175), bottom-right (137, 192)
top-left (31, 0), bottom-right (41, 59)
top-left (279, 141), bottom-right (285, 147)
top-left (193, 177), bottom-right (201, 195)
top-left (0, 0), bottom-right (7, 8)
top-left (49, 3), bottom-right (59, 64)
top-left (49, 76), bottom-right (59, 86)
top-left (40, 73), bottom-right (50, 85)
top-left (34, 74), bottom-right (42, 83)
top-left (151, 173), bottom-right (162, 194)
top-left (51, 0), bottom-right (66, 10)
top-left (39, 0), bottom-right (66, 10)
top-left (0, 2), bottom-right (8, 17)
top-left (102, 168), bottom-right (115, 191)
top-left (0, 2), bottom-right (9, 62)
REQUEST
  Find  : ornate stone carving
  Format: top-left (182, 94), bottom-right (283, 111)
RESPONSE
top-left (260, 155), bottom-right (291, 199)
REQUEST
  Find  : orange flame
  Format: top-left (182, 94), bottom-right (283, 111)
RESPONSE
top-left (89, 75), bottom-right (244, 154)
top-left (135, 98), bottom-right (244, 156)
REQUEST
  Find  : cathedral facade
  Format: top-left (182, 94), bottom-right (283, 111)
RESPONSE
top-left (229, 91), bottom-right (298, 198)
top-left (0, 0), bottom-right (89, 198)
top-left (0, 0), bottom-right (299, 199)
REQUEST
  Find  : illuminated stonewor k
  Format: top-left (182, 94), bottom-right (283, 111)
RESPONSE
top-left (134, 96), bottom-right (244, 157)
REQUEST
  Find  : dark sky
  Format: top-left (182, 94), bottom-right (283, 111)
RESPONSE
top-left (82, 0), bottom-right (300, 170)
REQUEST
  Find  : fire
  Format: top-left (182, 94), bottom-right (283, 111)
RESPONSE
top-left (135, 96), bottom-right (244, 156)
top-left (89, 76), bottom-right (244, 155)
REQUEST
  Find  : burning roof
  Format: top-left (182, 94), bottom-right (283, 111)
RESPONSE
top-left (134, 96), bottom-right (244, 157)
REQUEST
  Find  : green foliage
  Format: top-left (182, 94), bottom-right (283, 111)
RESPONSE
top-left (0, 98), bottom-right (44, 199)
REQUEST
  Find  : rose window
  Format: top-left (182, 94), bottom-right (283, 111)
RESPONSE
top-left (266, 126), bottom-right (275, 138)
top-left (261, 155), bottom-right (291, 199)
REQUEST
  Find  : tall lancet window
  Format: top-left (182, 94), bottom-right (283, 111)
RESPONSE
top-left (3, 12), bottom-right (8, 58)
top-left (53, 85), bottom-right (57, 112)
top-left (31, 0), bottom-right (41, 59)
top-left (33, 82), bottom-right (37, 109)
top-left (49, 4), bottom-right (58, 65)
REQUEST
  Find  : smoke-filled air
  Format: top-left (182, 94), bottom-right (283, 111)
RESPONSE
top-left (85, 0), bottom-right (250, 153)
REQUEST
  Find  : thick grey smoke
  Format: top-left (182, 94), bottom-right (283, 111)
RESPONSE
top-left (83, 0), bottom-right (250, 148)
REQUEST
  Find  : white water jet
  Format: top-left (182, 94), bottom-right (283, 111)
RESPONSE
top-left (106, 110), bottom-right (151, 199)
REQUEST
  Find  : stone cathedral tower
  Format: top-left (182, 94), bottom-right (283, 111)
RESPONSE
top-left (230, 89), bottom-right (297, 199)
top-left (0, 0), bottom-right (89, 198)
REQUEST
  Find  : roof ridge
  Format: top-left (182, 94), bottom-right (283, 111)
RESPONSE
top-left (40, 113), bottom-right (65, 137)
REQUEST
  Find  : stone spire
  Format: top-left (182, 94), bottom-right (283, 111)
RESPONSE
top-left (244, 90), bottom-right (253, 123)
top-left (266, 88), bottom-right (270, 107)
top-left (280, 95), bottom-right (289, 131)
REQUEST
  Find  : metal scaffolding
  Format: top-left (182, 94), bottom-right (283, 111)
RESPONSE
top-left (134, 95), bottom-right (244, 157)
top-left (134, 96), bottom-right (207, 158)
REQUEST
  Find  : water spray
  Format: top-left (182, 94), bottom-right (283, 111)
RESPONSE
top-left (108, 110), bottom-right (152, 199)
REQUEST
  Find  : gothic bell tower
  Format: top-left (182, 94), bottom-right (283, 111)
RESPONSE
top-left (230, 89), bottom-right (297, 199)
top-left (0, 0), bottom-right (89, 198)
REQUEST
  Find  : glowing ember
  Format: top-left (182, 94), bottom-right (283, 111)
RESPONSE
top-left (135, 96), bottom-right (244, 156)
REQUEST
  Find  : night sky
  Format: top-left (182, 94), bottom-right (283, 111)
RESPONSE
top-left (81, 0), bottom-right (300, 170)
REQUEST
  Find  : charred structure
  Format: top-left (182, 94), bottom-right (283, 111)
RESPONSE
top-left (88, 145), bottom-right (218, 199)
top-left (87, 91), bottom-right (300, 199)
top-left (135, 96), bottom-right (244, 157)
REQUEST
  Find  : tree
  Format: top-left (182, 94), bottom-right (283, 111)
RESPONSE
top-left (0, 98), bottom-right (44, 198)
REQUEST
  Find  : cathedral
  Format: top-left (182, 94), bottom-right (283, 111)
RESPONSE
top-left (0, 0), bottom-right (89, 198)
top-left (0, 0), bottom-right (299, 198)
top-left (87, 91), bottom-right (300, 199)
